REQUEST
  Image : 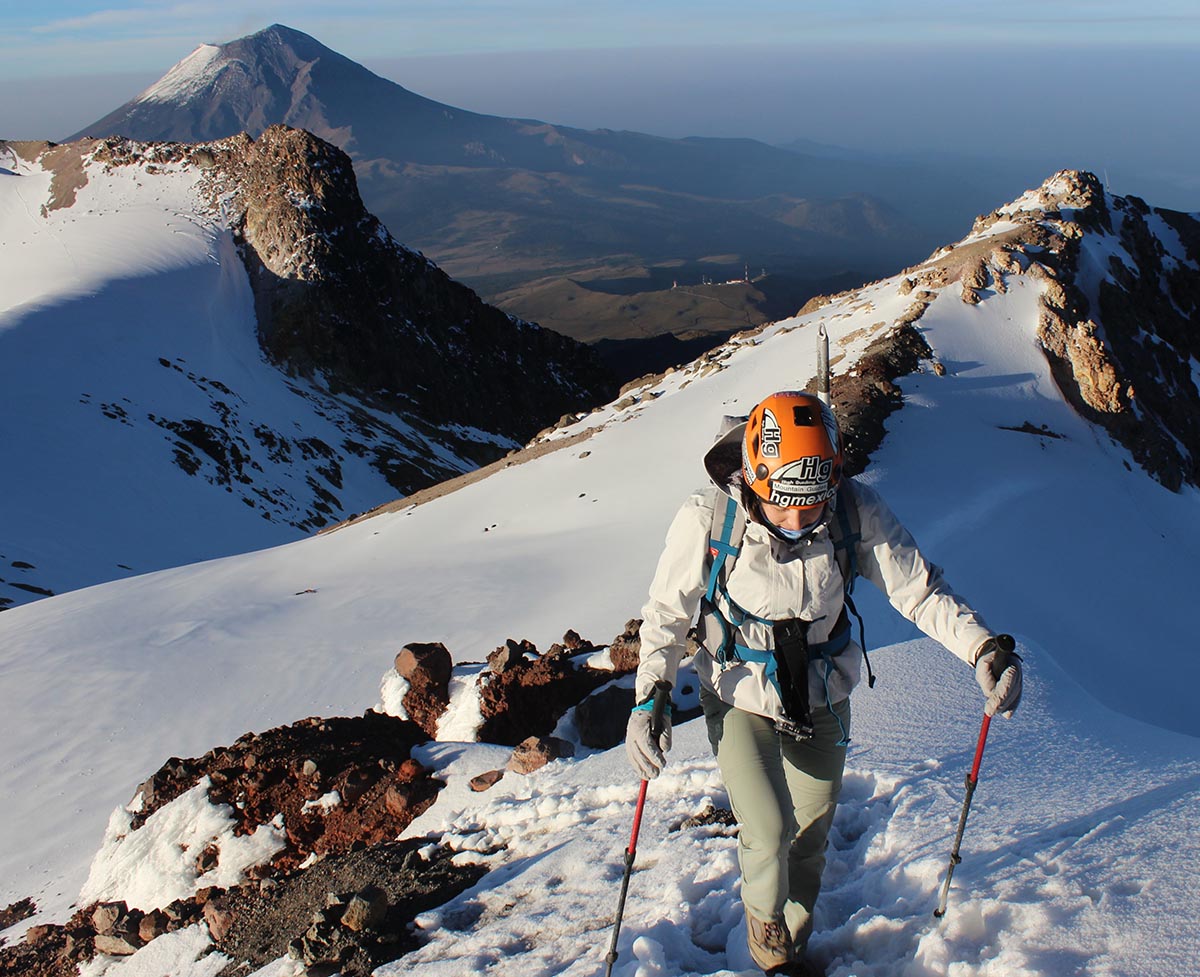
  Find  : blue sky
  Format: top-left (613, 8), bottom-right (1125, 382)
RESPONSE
top-left (1, 2), bottom-right (1198, 207)
top-left (4, 0), bottom-right (1198, 75)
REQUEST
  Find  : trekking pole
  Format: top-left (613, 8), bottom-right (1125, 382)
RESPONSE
top-left (933, 634), bottom-right (1014, 918)
top-left (604, 681), bottom-right (671, 977)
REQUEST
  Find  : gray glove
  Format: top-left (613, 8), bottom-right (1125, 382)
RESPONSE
top-left (975, 635), bottom-right (1023, 718)
top-left (625, 708), bottom-right (673, 780)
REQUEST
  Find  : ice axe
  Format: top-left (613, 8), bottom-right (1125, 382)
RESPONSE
top-left (604, 681), bottom-right (671, 976)
top-left (933, 634), bottom-right (1015, 918)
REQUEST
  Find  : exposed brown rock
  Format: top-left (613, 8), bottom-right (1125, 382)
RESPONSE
top-left (0, 899), bottom-right (36, 931)
top-left (823, 323), bottom-right (935, 477)
top-left (393, 642), bottom-right (453, 738)
top-left (507, 736), bottom-right (576, 774)
top-left (92, 933), bottom-right (139, 957)
top-left (22, 926), bottom-right (54, 946)
top-left (202, 897), bottom-right (235, 943)
top-left (1021, 171), bottom-right (1200, 490)
top-left (338, 887), bottom-right (388, 933)
top-left (137, 911), bottom-right (169, 944)
top-left (216, 841), bottom-right (484, 977)
top-left (189, 126), bottom-right (615, 457)
top-left (90, 903), bottom-right (124, 936)
top-left (469, 769), bottom-right (506, 792)
top-left (608, 619), bottom-right (642, 672)
top-left (126, 712), bottom-right (439, 873)
top-left (475, 639), bottom-right (620, 745)
top-left (488, 638), bottom-right (534, 674)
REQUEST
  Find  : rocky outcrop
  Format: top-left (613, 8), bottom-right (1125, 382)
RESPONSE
top-left (76, 130), bottom-right (616, 496)
top-left (128, 711), bottom-right (440, 869)
top-left (819, 169), bottom-right (1200, 492)
top-left (0, 900), bottom-right (35, 933)
top-left (393, 643), bottom-right (453, 739)
top-left (506, 735), bottom-right (576, 774)
top-left (828, 323), bottom-right (935, 477)
top-left (1, 843), bottom-right (483, 977)
top-left (183, 126), bottom-right (616, 447)
top-left (0, 617), bottom-right (652, 973)
top-left (477, 632), bottom-right (617, 745)
top-left (979, 171), bottom-right (1200, 490)
top-left (0, 712), bottom-right (474, 977)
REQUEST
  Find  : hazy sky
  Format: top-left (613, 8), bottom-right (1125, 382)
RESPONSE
top-left (2, 1), bottom-right (1197, 207)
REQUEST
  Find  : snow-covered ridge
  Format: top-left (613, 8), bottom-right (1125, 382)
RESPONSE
top-left (0, 130), bottom-right (611, 610)
top-left (542, 170), bottom-right (1199, 494)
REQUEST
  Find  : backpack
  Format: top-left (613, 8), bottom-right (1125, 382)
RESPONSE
top-left (701, 481), bottom-right (877, 689)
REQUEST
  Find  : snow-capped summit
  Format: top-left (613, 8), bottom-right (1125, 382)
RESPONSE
top-left (72, 25), bottom-right (397, 150)
top-left (134, 43), bottom-right (222, 106)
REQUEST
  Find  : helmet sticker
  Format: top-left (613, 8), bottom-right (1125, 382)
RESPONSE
top-left (768, 454), bottom-right (835, 507)
top-left (760, 408), bottom-right (782, 458)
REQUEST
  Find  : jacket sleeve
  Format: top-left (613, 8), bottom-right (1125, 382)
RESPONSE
top-left (635, 492), bottom-right (713, 701)
top-left (850, 480), bottom-right (994, 665)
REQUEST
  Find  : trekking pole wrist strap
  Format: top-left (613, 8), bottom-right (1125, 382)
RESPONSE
top-left (632, 681), bottom-right (674, 715)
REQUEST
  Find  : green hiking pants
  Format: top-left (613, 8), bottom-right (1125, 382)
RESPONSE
top-left (701, 690), bottom-right (850, 952)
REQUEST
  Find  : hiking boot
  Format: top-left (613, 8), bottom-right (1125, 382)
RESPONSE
top-left (746, 912), bottom-right (793, 973)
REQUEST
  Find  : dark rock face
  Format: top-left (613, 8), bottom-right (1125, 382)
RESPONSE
top-left (229, 842), bottom-right (484, 977)
top-left (827, 322), bottom-right (934, 478)
top-left (188, 126), bottom-right (615, 448)
top-left (0, 621), bottom-right (645, 976)
top-left (0, 712), bottom-right (470, 977)
top-left (804, 169), bottom-right (1200, 493)
top-left (0, 899), bottom-right (35, 932)
top-left (607, 619), bottom-right (643, 673)
top-left (76, 130), bottom-right (615, 501)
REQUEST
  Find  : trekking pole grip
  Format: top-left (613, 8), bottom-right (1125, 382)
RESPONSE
top-left (989, 633), bottom-right (1015, 680)
top-left (649, 680), bottom-right (671, 739)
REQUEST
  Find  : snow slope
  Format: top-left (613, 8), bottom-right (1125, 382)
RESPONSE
top-left (0, 142), bottom-right (514, 608)
top-left (2, 175), bottom-right (1199, 974)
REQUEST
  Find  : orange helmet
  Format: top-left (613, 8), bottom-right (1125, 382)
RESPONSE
top-left (742, 391), bottom-right (842, 509)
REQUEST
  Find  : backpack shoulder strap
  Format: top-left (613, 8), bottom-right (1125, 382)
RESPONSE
top-left (830, 480), bottom-right (876, 687)
top-left (706, 491), bottom-right (746, 602)
top-left (830, 480), bottom-right (862, 596)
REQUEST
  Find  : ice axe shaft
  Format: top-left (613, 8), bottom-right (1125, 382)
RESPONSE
top-left (817, 323), bottom-right (831, 408)
top-left (933, 635), bottom-right (1014, 918)
top-left (604, 682), bottom-right (671, 976)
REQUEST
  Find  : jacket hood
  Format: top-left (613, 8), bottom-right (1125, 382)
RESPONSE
top-left (703, 416), bottom-right (748, 499)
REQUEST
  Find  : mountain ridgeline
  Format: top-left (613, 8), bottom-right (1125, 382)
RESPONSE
top-left (69, 25), bottom-right (1039, 348)
top-left (967, 171), bottom-right (1200, 491)
top-left (0, 129), bottom-right (614, 610)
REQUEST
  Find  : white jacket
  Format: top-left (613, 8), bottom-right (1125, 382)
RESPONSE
top-left (635, 432), bottom-right (994, 722)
